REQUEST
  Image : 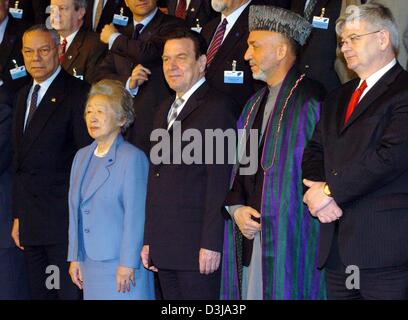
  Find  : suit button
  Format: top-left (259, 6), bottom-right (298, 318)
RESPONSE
top-left (84, 228), bottom-right (90, 233)
top-left (305, 64), bottom-right (310, 69)
top-left (331, 170), bottom-right (338, 176)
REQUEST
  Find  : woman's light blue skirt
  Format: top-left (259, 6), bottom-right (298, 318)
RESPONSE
top-left (81, 254), bottom-right (155, 300)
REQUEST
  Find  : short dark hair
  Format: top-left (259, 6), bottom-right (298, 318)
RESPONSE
top-left (163, 27), bottom-right (208, 59)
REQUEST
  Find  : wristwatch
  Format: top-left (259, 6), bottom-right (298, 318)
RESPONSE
top-left (323, 183), bottom-right (332, 197)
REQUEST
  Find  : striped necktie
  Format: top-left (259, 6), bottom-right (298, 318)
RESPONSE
top-left (206, 18), bottom-right (228, 67)
top-left (304, 0), bottom-right (318, 21)
top-left (167, 97), bottom-right (184, 130)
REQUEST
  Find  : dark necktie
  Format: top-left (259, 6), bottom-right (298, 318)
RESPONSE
top-left (206, 18), bottom-right (228, 67)
top-left (175, 0), bottom-right (187, 19)
top-left (344, 80), bottom-right (367, 124)
top-left (25, 84), bottom-right (41, 130)
top-left (60, 38), bottom-right (67, 63)
top-left (132, 23), bottom-right (144, 40)
top-left (304, 0), bottom-right (318, 21)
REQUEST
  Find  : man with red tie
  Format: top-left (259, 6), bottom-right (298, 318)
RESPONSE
top-left (302, 3), bottom-right (408, 299)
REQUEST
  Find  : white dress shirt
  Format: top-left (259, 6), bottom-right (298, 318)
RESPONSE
top-left (0, 15), bottom-right (9, 45)
top-left (167, 77), bottom-right (206, 129)
top-left (220, 0), bottom-right (251, 43)
top-left (24, 66), bottom-right (62, 130)
top-left (359, 58), bottom-right (397, 102)
top-left (60, 28), bottom-right (80, 51)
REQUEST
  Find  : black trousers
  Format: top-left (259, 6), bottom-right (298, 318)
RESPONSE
top-left (0, 247), bottom-right (30, 300)
top-left (158, 269), bottom-right (221, 300)
top-left (325, 231), bottom-right (408, 300)
top-left (23, 243), bottom-right (81, 300)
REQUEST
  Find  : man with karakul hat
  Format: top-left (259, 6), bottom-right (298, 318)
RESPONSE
top-left (221, 5), bottom-right (327, 300)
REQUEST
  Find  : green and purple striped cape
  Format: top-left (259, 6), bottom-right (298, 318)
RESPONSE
top-left (221, 67), bottom-right (327, 300)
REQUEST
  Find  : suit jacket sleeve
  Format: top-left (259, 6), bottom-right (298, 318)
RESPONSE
top-left (201, 98), bottom-right (237, 252)
top-left (109, 18), bottom-right (185, 66)
top-left (119, 149), bottom-right (149, 268)
top-left (93, 51), bottom-right (130, 84)
top-left (328, 101), bottom-right (408, 205)
top-left (302, 110), bottom-right (326, 186)
top-left (0, 102), bottom-right (12, 175)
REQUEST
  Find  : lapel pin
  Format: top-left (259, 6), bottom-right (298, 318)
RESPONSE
top-left (68, 55), bottom-right (72, 60)
top-left (51, 97), bottom-right (56, 102)
top-left (191, 7), bottom-right (195, 12)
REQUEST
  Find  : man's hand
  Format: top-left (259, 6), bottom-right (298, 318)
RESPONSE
top-left (11, 218), bottom-right (24, 250)
top-left (303, 179), bottom-right (333, 215)
top-left (199, 248), bottom-right (221, 275)
top-left (141, 245), bottom-right (158, 272)
top-left (100, 23), bottom-right (118, 44)
top-left (69, 261), bottom-right (83, 290)
top-left (233, 206), bottom-right (261, 240)
top-left (315, 200), bottom-right (343, 224)
top-left (116, 265), bottom-right (135, 293)
top-left (129, 64), bottom-right (151, 89)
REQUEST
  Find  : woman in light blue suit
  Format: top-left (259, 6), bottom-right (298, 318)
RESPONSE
top-left (67, 79), bottom-right (154, 300)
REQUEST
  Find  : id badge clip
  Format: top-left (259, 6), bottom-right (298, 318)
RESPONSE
top-left (224, 60), bottom-right (244, 84)
top-left (9, 1), bottom-right (23, 19)
top-left (113, 7), bottom-right (129, 26)
top-left (73, 68), bottom-right (84, 81)
top-left (312, 8), bottom-right (329, 30)
top-left (9, 59), bottom-right (27, 80)
top-left (191, 19), bottom-right (202, 33)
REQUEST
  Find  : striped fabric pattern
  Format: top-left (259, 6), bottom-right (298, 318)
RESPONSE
top-left (221, 67), bottom-right (326, 300)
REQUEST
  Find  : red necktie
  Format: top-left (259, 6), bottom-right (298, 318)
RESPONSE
top-left (344, 80), bottom-right (367, 124)
top-left (206, 18), bottom-right (228, 67)
top-left (60, 38), bottom-right (67, 63)
top-left (175, 0), bottom-right (187, 19)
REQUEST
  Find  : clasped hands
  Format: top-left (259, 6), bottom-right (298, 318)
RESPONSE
top-left (303, 180), bottom-right (343, 223)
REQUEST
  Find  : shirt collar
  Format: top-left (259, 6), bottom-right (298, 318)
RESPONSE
top-left (133, 7), bottom-right (158, 31)
top-left (61, 28), bottom-right (80, 50)
top-left (221, 0), bottom-right (251, 24)
top-left (0, 15), bottom-right (9, 43)
top-left (33, 65), bottom-right (62, 88)
top-left (361, 58), bottom-right (397, 89)
top-left (177, 77), bottom-right (206, 102)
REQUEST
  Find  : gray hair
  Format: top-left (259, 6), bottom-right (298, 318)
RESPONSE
top-left (24, 24), bottom-right (60, 46)
top-left (87, 79), bottom-right (135, 132)
top-left (336, 3), bottom-right (399, 53)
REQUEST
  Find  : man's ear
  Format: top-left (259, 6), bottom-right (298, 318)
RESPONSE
top-left (378, 29), bottom-right (391, 51)
top-left (78, 7), bottom-right (86, 21)
top-left (199, 54), bottom-right (207, 72)
top-left (277, 42), bottom-right (288, 61)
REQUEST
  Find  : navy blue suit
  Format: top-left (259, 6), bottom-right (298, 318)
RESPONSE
top-left (0, 84), bottom-right (29, 299)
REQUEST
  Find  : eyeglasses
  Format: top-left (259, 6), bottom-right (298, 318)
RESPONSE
top-left (338, 30), bottom-right (382, 49)
top-left (22, 46), bottom-right (57, 58)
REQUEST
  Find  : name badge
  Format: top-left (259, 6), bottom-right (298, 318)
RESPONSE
top-left (9, 8), bottom-right (23, 19)
top-left (312, 16), bottom-right (329, 29)
top-left (10, 66), bottom-right (27, 80)
top-left (224, 71), bottom-right (244, 84)
top-left (191, 26), bottom-right (202, 33)
top-left (112, 14), bottom-right (129, 26)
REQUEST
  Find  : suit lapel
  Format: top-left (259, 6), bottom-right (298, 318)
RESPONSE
top-left (20, 70), bottom-right (68, 159)
top-left (13, 84), bottom-right (31, 150)
top-left (139, 10), bottom-right (163, 41)
top-left (0, 16), bottom-right (18, 70)
top-left (81, 136), bottom-right (122, 204)
top-left (62, 29), bottom-right (86, 73)
top-left (340, 64), bottom-right (403, 134)
top-left (171, 82), bottom-right (207, 130)
top-left (206, 7), bottom-right (248, 79)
